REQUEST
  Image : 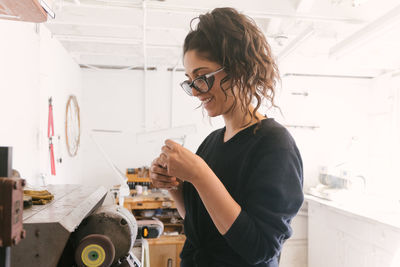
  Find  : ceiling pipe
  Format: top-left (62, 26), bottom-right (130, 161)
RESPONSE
top-left (47, 20), bottom-right (140, 28)
top-left (79, 64), bottom-right (157, 70)
top-left (54, 34), bottom-right (142, 44)
top-left (282, 73), bottom-right (374, 79)
top-left (79, 63), bottom-right (184, 71)
top-left (167, 67), bottom-right (185, 72)
top-left (79, 63), bottom-right (102, 70)
top-left (0, 14), bottom-right (20, 19)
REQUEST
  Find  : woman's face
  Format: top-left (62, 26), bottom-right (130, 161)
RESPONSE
top-left (183, 50), bottom-right (234, 117)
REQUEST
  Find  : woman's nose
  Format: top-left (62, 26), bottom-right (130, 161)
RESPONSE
top-left (191, 87), bottom-right (200, 96)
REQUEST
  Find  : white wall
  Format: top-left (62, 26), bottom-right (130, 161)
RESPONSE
top-left (274, 73), bottom-right (400, 199)
top-left (272, 75), bottom-right (372, 190)
top-left (81, 69), bottom-right (224, 195)
top-left (0, 20), bottom-right (83, 185)
top-left (82, 69), bottom-right (372, 193)
top-left (366, 73), bottom-right (400, 199)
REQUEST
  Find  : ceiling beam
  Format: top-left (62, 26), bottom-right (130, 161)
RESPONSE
top-left (278, 24), bottom-right (314, 61)
top-left (53, 1), bottom-right (365, 24)
top-left (47, 21), bottom-right (185, 32)
top-left (330, 3), bottom-right (400, 58)
top-left (266, 18), bottom-right (282, 35)
top-left (77, 55), bottom-right (182, 69)
top-left (296, 0), bottom-right (315, 13)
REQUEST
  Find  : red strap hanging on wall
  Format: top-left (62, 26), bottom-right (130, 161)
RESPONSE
top-left (49, 143), bottom-right (56, 175)
top-left (48, 99), bottom-right (54, 138)
top-left (48, 97), bottom-right (56, 176)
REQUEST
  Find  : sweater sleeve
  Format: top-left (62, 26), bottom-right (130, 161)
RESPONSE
top-left (223, 140), bottom-right (304, 265)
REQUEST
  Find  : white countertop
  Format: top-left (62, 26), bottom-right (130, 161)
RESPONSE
top-left (305, 193), bottom-right (400, 231)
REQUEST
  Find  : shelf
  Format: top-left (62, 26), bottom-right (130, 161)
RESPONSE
top-left (164, 223), bottom-right (183, 227)
top-left (0, 0), bottom-right (47, 23)
top-left (126, 200), bottom-right (176, 210)
top-left (127, 173), bottom-right (151, 183)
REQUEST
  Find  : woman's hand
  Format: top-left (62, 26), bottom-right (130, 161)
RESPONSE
top-left (150, 157), bottom-right (180, 190)
top-left (158, 139), bottom-right (209, 184)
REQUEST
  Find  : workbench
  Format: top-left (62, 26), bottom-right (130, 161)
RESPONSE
top-left (122, 191), bottom-right (176, 211)
top-left (11, 184), bottom-right (107, 267)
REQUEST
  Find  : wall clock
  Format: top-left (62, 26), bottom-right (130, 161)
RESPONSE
top-left (65, 95), bottom-right (80, 157)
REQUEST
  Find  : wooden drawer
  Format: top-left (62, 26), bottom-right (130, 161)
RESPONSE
top-left (147, 235), bottom-right (185, 267)
top-left (149, 244), bottom-right (177, 267)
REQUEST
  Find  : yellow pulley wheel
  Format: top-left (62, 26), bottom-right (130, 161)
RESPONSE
top-left (81, 244), bottom-right (105, 266)
top-left (75, 234), bottom-right (115, 267)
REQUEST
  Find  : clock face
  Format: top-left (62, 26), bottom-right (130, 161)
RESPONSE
top-left (65, 95), bottom-right (80, 157)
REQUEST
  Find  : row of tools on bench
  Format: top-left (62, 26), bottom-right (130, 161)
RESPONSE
top-left (0, 146), bottom-right (162, 267)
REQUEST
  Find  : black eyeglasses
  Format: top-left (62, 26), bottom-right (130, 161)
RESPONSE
top-left (180, 67), bottom-right (224, 96)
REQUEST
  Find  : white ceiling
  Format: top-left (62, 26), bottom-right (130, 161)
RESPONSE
top-left (45, 0), bottom-right (400, 76)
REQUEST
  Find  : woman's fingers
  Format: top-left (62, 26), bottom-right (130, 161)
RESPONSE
top-left (153, 157), bottom-right (163, 166)
top-left (150, 172), bottom-right (176, 183)
top-left (155, 153), bottom-right (167, 168)
top-left (149, 162), bottom-right (179, 189)
top-left (151, 155), bottom-right (182, 189)
top-left (153, 182), bottom-right (179, 189)
top-left (152, 156), bottom-right (168, 170)
top-left (161, 145), bottom-right (172, 153)
top-left (150, 164), bottom-right (168, 176)
top-left (150, 173), bottom-right (179, 188)
top-left (159, 153), bottom-right (168, 168)
top-left (164, 139), bottom-right (178, 149)
top-left (151, 179), bottom-right (179, 188)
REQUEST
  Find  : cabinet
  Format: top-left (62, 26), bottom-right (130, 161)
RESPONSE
top-left (123, 194), bottom-right (176, 211)
top-left (307, 196), bottom-right (400, 267)
top-left (123, 169), bottom-right (183, 233)
top-left (279, 203), bottom-right (308, 267)
top-left (147, 235), bottom-right (186, 267)
top-left (122, 193), bottom-right (185, 266)
top-left (122, 192), bottom-right (182, 234)
top-left (121, 171), bottom-right (185, 266)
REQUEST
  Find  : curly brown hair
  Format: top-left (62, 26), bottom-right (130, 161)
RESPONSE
top-left (183, 7), bottom-right (280, 127)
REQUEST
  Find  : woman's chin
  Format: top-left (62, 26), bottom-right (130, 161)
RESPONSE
top-left (205, 109), bottom-right (219, 117)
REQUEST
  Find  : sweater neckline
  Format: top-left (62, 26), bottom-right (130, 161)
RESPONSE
top-left (219, 118), bottom-right (273, 145)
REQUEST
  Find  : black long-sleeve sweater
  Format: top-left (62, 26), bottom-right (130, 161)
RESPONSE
top-left (180, 118), bottom-right (304, 267)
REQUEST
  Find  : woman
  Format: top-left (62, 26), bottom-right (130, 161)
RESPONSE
top-left (150, 7), bottom-right (304, 267)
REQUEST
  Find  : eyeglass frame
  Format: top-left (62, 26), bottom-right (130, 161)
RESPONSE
top-left (180, 67), bottom-right (225, 96)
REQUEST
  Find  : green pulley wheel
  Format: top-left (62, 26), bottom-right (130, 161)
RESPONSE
top-left (74, 234), bottom-right (115, 267)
